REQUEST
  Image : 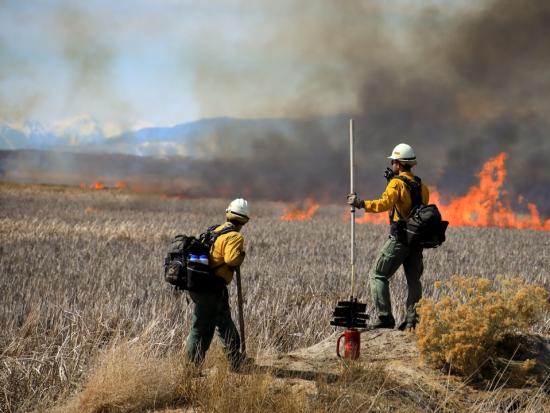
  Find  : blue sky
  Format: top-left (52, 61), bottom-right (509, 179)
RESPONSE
top-left (0, 0), bottom-right (474, 128)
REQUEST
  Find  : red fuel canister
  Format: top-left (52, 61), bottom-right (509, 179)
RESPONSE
top-left (336, 328), bottom-right (360, 360)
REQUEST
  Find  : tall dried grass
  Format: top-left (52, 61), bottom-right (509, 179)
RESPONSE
top-left (1, 183), bottom-right (549, 411)
top-left (54, 342), bottom-right (191, 413)
top-left (52, 339), bottom-right (310, 413)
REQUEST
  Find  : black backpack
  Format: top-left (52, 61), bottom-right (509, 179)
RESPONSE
top-left (393, 176), bottom-right (448, 248)
top-left (164, 224), bottom-right (237, 291)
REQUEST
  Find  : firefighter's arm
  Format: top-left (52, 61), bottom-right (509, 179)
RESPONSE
top-left (223, 235), bottom-right (245, 268)
top-left (364, 180), bottom-right (400, 213)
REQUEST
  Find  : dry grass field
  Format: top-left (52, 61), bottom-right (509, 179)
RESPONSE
top-left (1, 183), bottom-right (549, 412)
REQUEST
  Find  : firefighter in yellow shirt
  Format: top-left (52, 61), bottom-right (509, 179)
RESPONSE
top-left (185, 199), bottom-right (248, 370)
top-left (347, 144), bottom-right (429, 330)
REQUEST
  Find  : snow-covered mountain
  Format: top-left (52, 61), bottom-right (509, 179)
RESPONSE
top-left (0, 124), bottom-right (27, 149)
top-left (1, 116), bottom-right (123, 150)
top-left (0, 115), bottom-right (233, 157)
top-left (0, 115), bottom-right (316, 158)
top-left (50, 115), bottom-right (121, 145)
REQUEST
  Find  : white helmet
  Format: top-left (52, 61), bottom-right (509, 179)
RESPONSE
top-left (225, 198), bottom-right (250, 224)
top-left (388, 143), bottom-right (417, 166)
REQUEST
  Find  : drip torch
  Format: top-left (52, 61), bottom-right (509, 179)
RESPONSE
top-left (330, 119), bottom-right (369, 360)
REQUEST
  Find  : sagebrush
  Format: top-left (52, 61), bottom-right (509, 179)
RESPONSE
top-left (416, 275), bottom-right (550, 377)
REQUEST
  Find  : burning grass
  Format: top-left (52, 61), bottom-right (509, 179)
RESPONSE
top-left (0, 183), bottom-right (549, 412)
top-left (280, 198), bottom-right (320, 221)
top-left (355, 153), bottom-right (550, 230)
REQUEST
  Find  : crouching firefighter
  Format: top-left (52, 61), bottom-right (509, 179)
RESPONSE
top-left (347, 143), bottom-right (429, 331)
top-left (185, 198), bottom-right (249, 371)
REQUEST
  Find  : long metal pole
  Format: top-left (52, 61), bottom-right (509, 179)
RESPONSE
top-left (235, 267), bottom-right (246, 354)
top-left (349, 119), bottom-right (356, 298)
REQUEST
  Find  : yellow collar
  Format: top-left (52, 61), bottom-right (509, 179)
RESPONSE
top-left (399, 171), bottom-right (415, 179)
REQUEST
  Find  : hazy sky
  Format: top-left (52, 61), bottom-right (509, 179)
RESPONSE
top-left (0, 0), bottom-right (474, 127)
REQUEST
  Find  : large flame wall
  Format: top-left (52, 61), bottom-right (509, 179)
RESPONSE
top-left (287, 153), bottom-right (550, 231)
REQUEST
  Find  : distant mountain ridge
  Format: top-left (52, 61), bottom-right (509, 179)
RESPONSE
top-left (2, 114), bottom-right (550, 216)
top-left (0, 116), bottom-right (197, 156)
top-left (0, 115), bottom-right (331, 158)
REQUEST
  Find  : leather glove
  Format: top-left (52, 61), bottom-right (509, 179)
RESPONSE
top-left (347, 193), bottom-right (364, 209)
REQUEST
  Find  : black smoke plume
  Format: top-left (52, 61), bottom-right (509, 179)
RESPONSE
top-left (196, 0), bottom-right (550, 215)
top-left (2, 0), bottom-right (550, 217)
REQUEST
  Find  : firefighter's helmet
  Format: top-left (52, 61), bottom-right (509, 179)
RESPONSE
top-left (226, 198), bottom-right (250, 224)
top-left (388, 143), bottom-right (417, 165)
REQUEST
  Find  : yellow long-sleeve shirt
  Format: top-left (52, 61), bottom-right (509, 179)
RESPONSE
top-left (209, 223), bottom-right (245, 284)
top-left (363, 171), bottom-right (430, 222)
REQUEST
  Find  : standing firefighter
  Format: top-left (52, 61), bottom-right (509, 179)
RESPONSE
top-left (185, 198), bottom-right (249, 371)
top-left (347, 144), bottom-right (429, 330)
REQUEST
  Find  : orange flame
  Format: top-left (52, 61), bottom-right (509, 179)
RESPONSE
top-left (355, 210), bottom-right (388, 225)
top-left (84, 206), bottom-right (98, 214)
top-left (281, 198), bottom-right (320, 221)
top-left (433, 153), bottom-right (550, 230)
top-left (91, 181), bottom-right (105, 190)
top-left (355, 153), bottom-right (550, 231)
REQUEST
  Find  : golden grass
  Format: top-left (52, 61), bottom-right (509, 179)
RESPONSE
top-left (54, 343), bottom-right (191, 413)
top-left (51, 340), bottom-right (309, 413)
top-left (1, 184), bottom-right (549, 412)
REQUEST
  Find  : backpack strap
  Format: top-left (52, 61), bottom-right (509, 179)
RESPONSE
top-left (202, 223), bottom-right (239, 273)
top-left (206, 224), bottom-right (218, 231)
top-left (390, 176), bottom-right (423, 221)
top-left (215, 223), bottom-right (239, 236)
top-left (199, 223), bottom-right (238, 247)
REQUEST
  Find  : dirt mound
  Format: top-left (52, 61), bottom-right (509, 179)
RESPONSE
top-left (259, 329), bottom-right (550, 379)
top-left (251, 330), bottom-right (550, 412)
top-left (159, 330), bottom-right (550, 412)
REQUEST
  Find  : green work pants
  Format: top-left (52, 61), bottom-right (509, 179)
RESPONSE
top-left (369, 235), bottom-right (424, 323)
top-left (185, 287), bottom-right (241, 368)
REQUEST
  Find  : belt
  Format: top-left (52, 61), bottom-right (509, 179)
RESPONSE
top-left (389, 221), bottom-right (407, 243)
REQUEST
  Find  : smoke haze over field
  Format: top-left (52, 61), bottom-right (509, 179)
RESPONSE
top-left (1, 0), bottom-right (550, 215)
top-left (1, 0), bottom-right (528, 125)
